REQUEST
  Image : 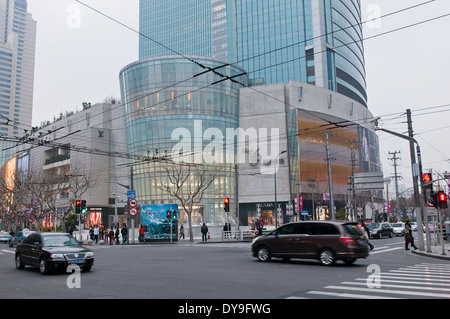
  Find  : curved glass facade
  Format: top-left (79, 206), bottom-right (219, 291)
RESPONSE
top-left (326, 0), bottom-right (367, 106)
top-left (119, 56), bottom-right (247, 225)
top-left (235, 0), bottom-right (367, 106)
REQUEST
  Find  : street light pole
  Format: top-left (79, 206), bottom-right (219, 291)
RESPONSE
top-left (274, 150), bottom-right (287, 228)
top-left (375, 125), bottom-right (427, 251)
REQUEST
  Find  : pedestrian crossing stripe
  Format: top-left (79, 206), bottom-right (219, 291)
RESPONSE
top-left (1, 249), bottom-right (14, 254)
top-left (289, 263), bottom-right (450, 299)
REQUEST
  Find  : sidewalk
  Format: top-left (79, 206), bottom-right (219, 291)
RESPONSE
top-left (411, 241), bottom-right (450, 260)
top-left (74, 229), bottom-right (252, 246)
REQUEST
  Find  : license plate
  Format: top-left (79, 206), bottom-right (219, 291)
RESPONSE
top-left (358, 240), bottom-right (366, 244)
top-left (69, 259), bottom-right (84, 264)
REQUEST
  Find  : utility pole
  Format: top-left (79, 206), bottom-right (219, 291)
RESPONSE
top-left (323, 131), bottom-right (335, 220)
top-left (406, 109), bottom-right (425, 251)
top-left (375, 123), bottom-right (428, 252)
top-left (388, 151), bottom-right (402, 218)
top-left (348, 140), bottom-right (358, 221)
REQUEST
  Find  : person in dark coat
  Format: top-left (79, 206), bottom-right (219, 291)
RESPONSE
top-left (108, 228), bottom-right (115, 245)
top-left (121, 224), bottom-right (128, 244)
top-left (404, 221), bottom-right (418, 250)
top-left (201, 223), bottom-right (208, 242)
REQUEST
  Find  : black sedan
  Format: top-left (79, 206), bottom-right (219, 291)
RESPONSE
top-left (15, 232), bottom-right (94, 275)
top-left (367, 223), bottom-right (393, 239)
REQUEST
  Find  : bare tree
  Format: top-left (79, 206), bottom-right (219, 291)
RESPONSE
top-left (154, 162), bottom-right (216, 241)
top-left (65, 166), bottom-right (98, 230)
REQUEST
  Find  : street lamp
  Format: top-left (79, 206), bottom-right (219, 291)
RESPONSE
top-left (274, 150), bottom-right (287, 228)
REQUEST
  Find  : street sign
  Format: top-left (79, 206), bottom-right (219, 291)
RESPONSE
top-left (127, 190), bottom-right (136, 200)
top-left (353, 172), bottom-right (385, 190)
top-left (129, 198), bottom-right (138, 208)
top-left (28, 215), bottom-right (35, 223)
top-left (129, 207), bottom-right (138, 216)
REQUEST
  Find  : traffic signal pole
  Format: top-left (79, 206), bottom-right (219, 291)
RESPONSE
top-left (375, 120), bottom-right (427, 251)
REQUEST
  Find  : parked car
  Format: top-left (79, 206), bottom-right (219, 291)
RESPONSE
top-left (8, 229), bottom-right (34, 247)
top-left (251, 221), bottom-right (369, 266)
top-left (15, 232), bottom-right (94, 275)
top-left (411, 222), bottom-right (418, 231)
top-left (0, 230), bottom-right (11, 243)
top-left (367, 223), bottom-right (393, 239)
top-left (391, 223), bottom-right (405, 237)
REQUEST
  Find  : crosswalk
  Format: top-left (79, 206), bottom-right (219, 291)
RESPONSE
top-left (288, 263), bottom-right (450, 299)
top-left (0, 249), bottom-right (14, 255)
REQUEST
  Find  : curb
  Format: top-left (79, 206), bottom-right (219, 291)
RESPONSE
top-left (411, 249), bottom-right (450, 261)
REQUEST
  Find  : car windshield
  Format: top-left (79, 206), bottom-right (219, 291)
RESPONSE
top-left (391, 223), bottom-right (403, 227)
top-left (43, 235), bottom-right (79, 247)
top-left (367, 223), bottom-right (379, 230)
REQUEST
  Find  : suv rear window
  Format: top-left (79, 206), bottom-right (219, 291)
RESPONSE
top-left (343, 223), bottom-right (364, 236)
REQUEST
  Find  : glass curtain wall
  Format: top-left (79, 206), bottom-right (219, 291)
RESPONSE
top-left (120, 56), bottom-right (247, 225)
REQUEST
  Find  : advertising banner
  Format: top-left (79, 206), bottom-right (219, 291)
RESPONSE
top-left (140, 204), bottom-right (178, 240)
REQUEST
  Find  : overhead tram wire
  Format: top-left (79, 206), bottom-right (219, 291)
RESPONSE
top-left (20, 3), bottom-right (448, 162)
top-left (66, 0), bottom-right (439, 134)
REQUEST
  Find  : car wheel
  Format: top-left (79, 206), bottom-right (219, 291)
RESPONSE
top-left (39, 258), bottom-right (49, 275)
top-left (257, 246), bottom-right (271, 262)
top-left (319, 248), bottom-right (336, 266)
top-left (15, 254), bottom-right (24, 270)
top-left (378, 232), bottom-right (382, 239)
top-left (389, 231), bottom-right (393, 238)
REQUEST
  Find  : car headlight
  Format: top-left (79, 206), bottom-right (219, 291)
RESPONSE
top-left (85, 252), bottom-right (94, 257)
top-left (50, 253), bottom-right (64, 259)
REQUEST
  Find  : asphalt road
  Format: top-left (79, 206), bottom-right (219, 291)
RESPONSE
top-left (0, 236), bottom-right (448, 300)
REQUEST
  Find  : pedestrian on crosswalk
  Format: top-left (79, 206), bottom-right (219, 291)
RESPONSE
top-left (361, 222), bottom-right (374, 251)
top-left (404, 221), bottom-right (418, 250)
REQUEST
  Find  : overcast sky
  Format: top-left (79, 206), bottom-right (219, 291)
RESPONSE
top-left (27, 0), bottom-right (450, 194)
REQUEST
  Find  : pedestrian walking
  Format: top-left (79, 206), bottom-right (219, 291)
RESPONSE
top-left (93, 225), bottom-right (99, 244)
top-left (179, 224), bottom-right (185, 240)
top-left (121, 224), bottom-right (128, 244)
top-left (223, 223), bottom-right (229, 239)
top-left (201, 223), bottom-right (208, 242)
top-left (89, 227), bottom-right (94, 241)
top-left (108, 228), bottom-right (115, 245)
top-left (139, 224), bottom-right (145, 242)
top-left (115, 226), bottom-right (120, 244)
top-left (361, 221), bottom-right (374, 251)
top-left (404, 221), bottom-right (418, 250)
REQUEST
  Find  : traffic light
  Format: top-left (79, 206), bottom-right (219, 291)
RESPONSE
top-left (422, 173), bottom-right (432, 188)
top-left (167, 210), bottom-right (171, 220)
top-left (224, 198), bottom-right (230, 212)
top-left (436, 191), bottom-right (448, 209)
top-left (75, 200), bottom-right (82, 214)
top-left (172, 211), bottom-right (178, 221)
top-left (81, 200), bottom-right (87, 214)
top-left (422, 173), bottom-right (434, 206)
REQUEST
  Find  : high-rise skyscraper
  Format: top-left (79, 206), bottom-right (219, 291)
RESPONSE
top-left (139, 0), bottom-right (367, 107)
top-left (0, 0), bottom-right (36, 165)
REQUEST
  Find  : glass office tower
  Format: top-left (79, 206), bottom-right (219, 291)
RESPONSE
top-left (0, 0), bottom-right (36, 167)
top-left (235, 0), bottom-right (367, 106)
top-left (139, 0), bottom-right (367, 106)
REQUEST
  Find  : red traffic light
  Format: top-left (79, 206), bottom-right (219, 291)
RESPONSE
top-left (422, 173), bottom-right (432, 182)
top-left (76, 200), bottom-right (82, 205)
top-left (224, 198), bottom-right (229, 204)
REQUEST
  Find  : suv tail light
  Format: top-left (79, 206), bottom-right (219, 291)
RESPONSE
top-left (340, 237), bottom-right (356, 244)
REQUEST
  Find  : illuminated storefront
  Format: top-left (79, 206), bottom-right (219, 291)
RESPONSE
top-left (238, 82), bottom-right (381, 226)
